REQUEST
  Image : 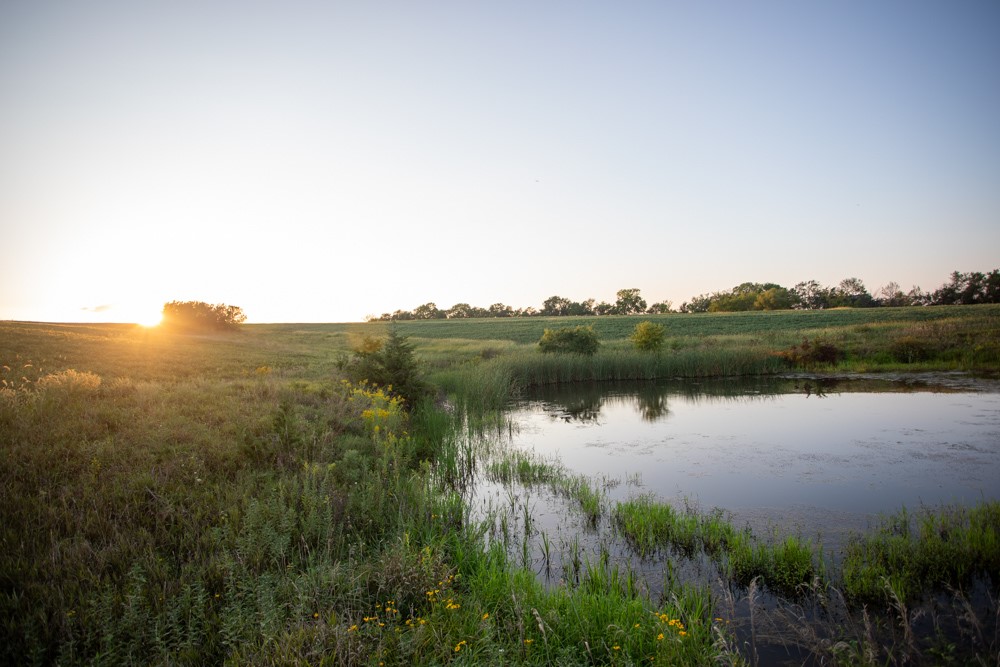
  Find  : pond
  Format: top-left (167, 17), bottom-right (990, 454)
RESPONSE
top-left (466, 374), bottom-right (1000, 663)
top-left (469, 375), bottom-right (1000, 579)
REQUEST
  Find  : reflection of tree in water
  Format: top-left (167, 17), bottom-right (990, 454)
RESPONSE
top-left (635, 385), bottom-right (670, 422)
top-left (534, 383), bottom-right (605, 423)
top-left (797, 381), bottom-right (829, 398)
top-left (530, 378), bottom-right (801, 424)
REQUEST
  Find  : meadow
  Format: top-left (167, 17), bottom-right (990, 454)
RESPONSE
top-left (1, 305), bottom-right (998, 665)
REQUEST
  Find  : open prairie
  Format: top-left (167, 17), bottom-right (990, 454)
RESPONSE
top-left (2, 306), bottom-right (998, 665)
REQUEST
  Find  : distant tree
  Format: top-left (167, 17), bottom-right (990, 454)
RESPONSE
top-left (932, 269), bottom-right (1000, 305)
top-left (876, 282), bottom-right (908, 307)
top-left (538, 326), bottom-right (600, 355)
top-left (565, 299), bottom-right (595, 316)
top-left (646, 301), bottom-right (673, 314)
top-left (540, 295), bottom-right (571, 317)
top-left (488, 303), bottom-right (513, 317)
top-left (792, 281), bottom-right (833, 310)
top-left (447, 303), bottom-right (473, 319)
top-left (753, 287), bottom-right (795, 311)
top-left (614, 288), bottom-right (647, 315)
top-left (833, 277), bottom-right (874, 307)
top-left (161, 301), bottom-right (246, 331)
top-left (907, 286), bottom-right (931, 306)
top-left (630, 321), bottom-right (666, 352)
top-left (413, 302), bottom-right (445, 319)
top-left (680, 294), bottom-right (712, 313)
top-left (594, 301), bottom-right (615, 316)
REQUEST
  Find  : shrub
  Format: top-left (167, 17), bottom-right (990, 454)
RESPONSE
top-left (890, 336), bottom-right (933, 363)
top-left (538, 326), bottom-right (600, 356)
top-left (630, 321), bottom-right (666, 352)
top-left (778, 338), bottom-right (843, 367)
top-left (161, 301), bottom-right (246, 331)
top-left (337, 330), bottom-right (431, 408)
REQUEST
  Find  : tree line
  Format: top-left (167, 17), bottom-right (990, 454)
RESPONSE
top-left (368, 288), bottom-right (671, 321)
top-left (368, 269), bottom-right (1000, 321)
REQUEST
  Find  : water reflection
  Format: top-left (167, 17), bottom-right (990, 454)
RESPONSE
top-left (505, 377), bottom-right (1000, 540)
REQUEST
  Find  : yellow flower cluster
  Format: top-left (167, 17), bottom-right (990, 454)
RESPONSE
top-left (655, 613), bottom-right (688, 637)
top-left (345, 381), bottom-right (406, 443)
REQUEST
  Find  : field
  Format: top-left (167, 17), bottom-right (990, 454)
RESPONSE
top-left (2, 305), bottom-right (998, 665)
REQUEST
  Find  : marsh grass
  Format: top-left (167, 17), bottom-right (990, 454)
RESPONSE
top-left (842, 502), bottom-right (1000, 605)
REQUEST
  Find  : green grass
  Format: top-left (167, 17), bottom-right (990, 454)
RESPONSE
top-left (2, 310), bottom-right (998, 665)
top-left (842, 502), bottom-right (1000, 604)
top-left (0, 321), bottom-right (731, 665)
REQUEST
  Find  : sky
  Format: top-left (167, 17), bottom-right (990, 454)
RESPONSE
top-left (2, 1), bottom-right (998, 324)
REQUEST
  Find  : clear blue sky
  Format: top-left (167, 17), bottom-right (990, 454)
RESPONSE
top-left (2, 1), bottom-right (998, 323)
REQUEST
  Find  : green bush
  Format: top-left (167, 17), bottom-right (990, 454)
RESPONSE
top-left (538, 326), bottom-right (600, 356)
top-left (337, 330), bottom-right (431, 408)
top-left (630, 321), bottom-right (666, 352)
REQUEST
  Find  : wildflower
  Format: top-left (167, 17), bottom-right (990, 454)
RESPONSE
top-left (634, 623), bottom-right (641, 628)
top-left (613, 645), bottom-right (621, 651)
top-left (348, 624), bottom-right (358, 632)
top-left (313, 612), bottom-right (319, 619)
top-left (656, 633), bottom-right (664, 641)
top-left (482, 613), bottom-right (490, 620)
top-left (524, 639), bottom-right (534, 645)
top-left (679, 630), bottom-right (688, 637)
top-left (454, 640), bottom-right (467, 652)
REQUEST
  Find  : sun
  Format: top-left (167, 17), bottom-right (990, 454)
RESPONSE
top-left (134, 308), bottom-right (163, 327)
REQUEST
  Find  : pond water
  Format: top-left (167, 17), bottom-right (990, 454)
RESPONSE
top-left (468, 375), bottom-right (1000, 663)
top-left (470, 376), bottom-right (1000, 568)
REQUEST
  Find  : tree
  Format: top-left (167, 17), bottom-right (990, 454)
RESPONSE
top-left (161, 301), bottom-right (246, 331)
top-left (630, 321), bottom-right (666, 352)
top-left (446, 303), bottom-right (473, 319)
top-left (338, 329), bottom-right (430, 408)
top-left (488, 303), bottom-right (513, 317)
top-left (646, 301), bottom-right (673, 314)
top-left (413, 302), bottom-right (445, 319)
top-left (614, 288), bottom-right (647, 315)
top-left (566, 299), bottom-right (595, 316)
top-left (792, 281), bottom-right (833, 310)
top-left (594, 301), bottom-right (615, 315)
top-left (876, 282), bottom-right (907, 307)
top-left (753, 287), bottom-right (795, 311)
top-left (541, 296), bottom-right (571, 317)
top-left (538, 326), bottom-right (600, 355)
top-left (680, 294), bottom-right (712, 313)
top-left (833, 277), bottom-right (874, 307)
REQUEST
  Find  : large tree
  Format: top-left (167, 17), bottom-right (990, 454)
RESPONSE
top-left (614, 288), bottom-right (647, 315)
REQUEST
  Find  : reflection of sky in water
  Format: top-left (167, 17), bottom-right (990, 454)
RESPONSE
top-left (511, 390), bottom-right (1000, 518)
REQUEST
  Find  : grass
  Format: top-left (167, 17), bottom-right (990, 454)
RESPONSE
top-left (0, 321), bottom-right (730, 665)
top-left (2, 307), bottom-right (998, 665)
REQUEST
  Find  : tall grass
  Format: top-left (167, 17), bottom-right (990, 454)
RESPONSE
top-left (4, 313), bottom-right (998, 664)
top-left (1, 322), bottom-right (733, 665)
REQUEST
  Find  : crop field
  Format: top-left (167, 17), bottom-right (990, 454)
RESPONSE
top-left (2, 306), bottom-right (998, 665)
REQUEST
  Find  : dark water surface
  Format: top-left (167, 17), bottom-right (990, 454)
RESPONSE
top-left (475, 377), bottom-right (1000, 559)
top-left (470, 376), bottom-right (1000, 664)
